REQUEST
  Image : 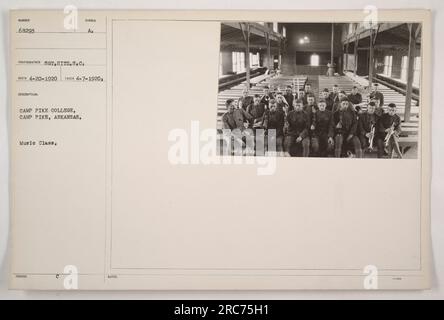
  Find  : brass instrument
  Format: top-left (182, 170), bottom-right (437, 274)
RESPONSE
top-left (368, 124), bottom-right (375, 151)
top-left (352, 96), bottom-right (371, 112)
top-left (384, 121), bottom-right (403, 159)
top-left (392, 136), bottom-right (403, 159)
top-left (390, 121), bottom-right (403, 159)
top-left (383, 122), bottom-right (403, 158)
top-left (279, 94), bottom-right (290, 108)
top-left (384, 122), bottom-right (395, 151)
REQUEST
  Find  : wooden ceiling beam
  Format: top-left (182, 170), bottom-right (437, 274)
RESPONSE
top-left (222, 22), bottom-right (283, 42)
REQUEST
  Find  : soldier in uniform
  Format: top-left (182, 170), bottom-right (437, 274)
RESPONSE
top-left (260, 86), bottom-right (274, 107)
top-left (329, 84), bottom-right (340, 105)
top-left (322, 88), bottom-right (335, 112)
top-left (369, 83), bottom-right (384, 107)
top-left (222, 99), bottom-right (254, 155)
top-left (275, 92), bottom-right (290, 114)
top-left (284, 99), bottom-right (310, 157)
top-left (298, 89), bottom-right (307, 105)
top-left (375, 103), bottom-right (402, 158)
top-left (304, 83), bottom-right (314, 97)
top-left (247, 94), bottom-right (267, 129)
top-left (304, 94), bottom-right (318, 139)
top-left (330, 97), bottom-right (363, 158)
top-left (332, 91), bottom-right (348, 113)
top-left (233, 98), bottom-right (240, 109)
top-left (222, 99), bottom-right (252, 131)
top-left (246, 94), bottom-right (268, 155)
top-left (310, 99), bottom-right (334, 157)
top-left (371, 97), bottom-right (384, 117)
top-left (238, 88), bottom-right (253, 111)
top-left (348, 86), bottom-right (363, 106)
top-left (265, 99), bottom-right (285, 156)
top-left (283, 85), bottom-right (295, 111)
top-left (357, 101), bottom-right (377, 151)
top-left (304, 94), bottom-right (318, 114)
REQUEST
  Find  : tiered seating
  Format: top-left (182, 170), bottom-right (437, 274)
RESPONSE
top-left (318, 75), bottom-right (356, 97)
top-left (249, 71), bottom-right (270, 85)
top-left (375, 73), bottom-right (420, 103)
top-left (344, 72), bottom-right (420, 120)
top-left (218, 67), bottom-right (267, 91)
top-left (216, 73), bottom-right (419, 157)
top-left (217, 75), bottom-right (308, 131)
top-left (344, 72), bottom-right (419, 155)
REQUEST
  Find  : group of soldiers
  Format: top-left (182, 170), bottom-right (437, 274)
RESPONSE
top-left (221, 81), bottom-right (403, 158)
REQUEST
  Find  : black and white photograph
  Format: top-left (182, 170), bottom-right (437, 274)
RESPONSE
top-left (2, 4), bottom-right (439, 298)
top-left (217, 22), bottom-right (421, 159)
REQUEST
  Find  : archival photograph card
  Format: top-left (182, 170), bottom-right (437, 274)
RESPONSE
top-left (9, 9), bottom-right (431, 290)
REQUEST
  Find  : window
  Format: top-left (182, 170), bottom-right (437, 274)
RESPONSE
top-left (250, 52), bottom-right (260, 68)
top-left (310, 54), bottom-right (320, 66)
top-left (344, 54), bottom-right (356, 71)
top-left (273, 22), bottom-right (278, 33)
top-left (232, 52), bottom-right (237, 73)
top-left (383, 55), bottom-right (393, 77)
top-left (348, 23), bottom-right (354, 35)
top-left (413, 56), bottom-right (421, 87)
top-left (239, 52), bottom-right (245, 72)
top-left (400, 56), bottom-right (408, 82)
top-left (282, 26), bottom-right (286, 38)
top-left (400, 55), bottom-right (421, 87)
top-left (219, 52), bottom-right (223, 76)
top-left (232, 51), bottom-right (245, 74)
top-left (232, 51), bottom-right (260, 72)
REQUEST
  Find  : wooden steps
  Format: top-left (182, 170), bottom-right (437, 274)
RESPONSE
top-left (216, 73), bottom-right (419, 157)
top-left (217, 74), bottom-right (307, 128)
top-left (341, 72), bottom-right (419, 154)
top-left (344, 72), bottom-right (420, 111)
